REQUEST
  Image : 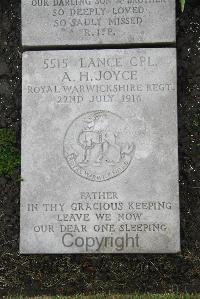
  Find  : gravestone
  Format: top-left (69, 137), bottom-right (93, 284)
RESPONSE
top-left (20, 48), bottom-right (180, 253)
top-left (22, 0), bottom-right (175, 46)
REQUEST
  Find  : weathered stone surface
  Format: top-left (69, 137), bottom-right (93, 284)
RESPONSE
top-left (22, 0), bottom-right (175, 46)
top-left (21, 48), bottom-right (179, 253)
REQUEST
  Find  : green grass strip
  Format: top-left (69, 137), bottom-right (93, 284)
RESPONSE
top-left (5, 293), bottom-right (200, 299)
top-left (0, 128), bottom-right (20, 177)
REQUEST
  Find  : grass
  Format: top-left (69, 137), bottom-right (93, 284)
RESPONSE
top-left (0, 128), bottom-right (20, 177)
top-left (4, 294), bottom-right (200, 299)
top-left (180, 0), bottom-right (186, 12)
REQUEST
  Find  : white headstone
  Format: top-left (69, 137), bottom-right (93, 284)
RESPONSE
top-left (22, 0), bottom-right (176, 46)
top-left (21, 48), bottom-right (180, 253)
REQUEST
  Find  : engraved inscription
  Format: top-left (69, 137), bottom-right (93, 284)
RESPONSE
top-left (63, 110), bottom-right (135, 181)
top-left (21, 49), bottom-right (179, 254)
top-left (22, 0), bottom-right (175, 45)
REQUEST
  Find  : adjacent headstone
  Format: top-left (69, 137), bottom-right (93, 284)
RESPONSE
top-left (22, 0), bottom-right (176, 46)
top-left (21, 48), bottom-right (179, 253)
